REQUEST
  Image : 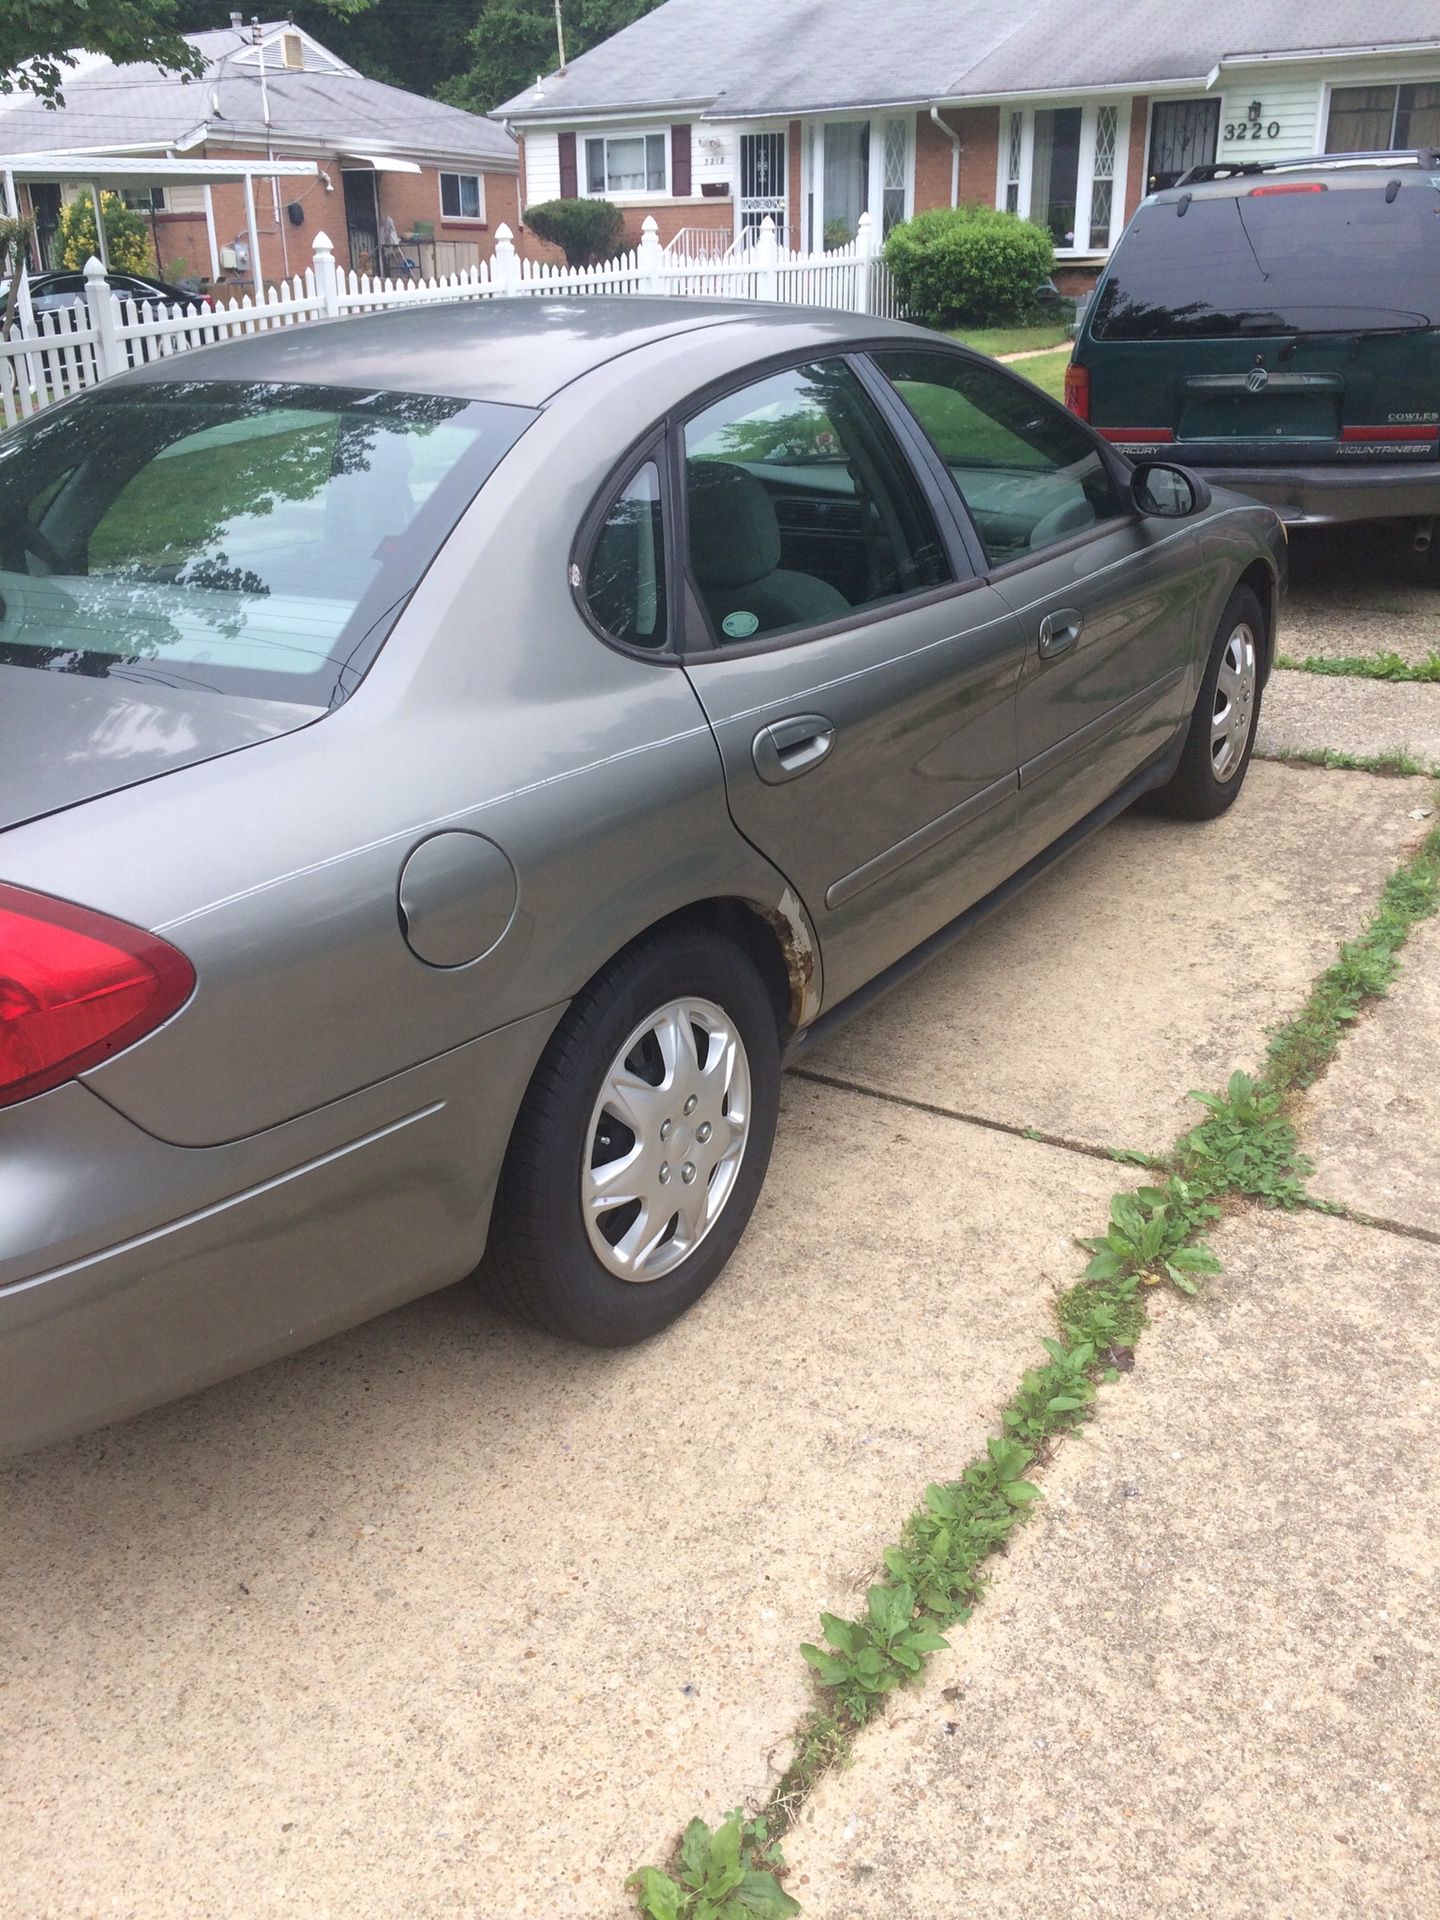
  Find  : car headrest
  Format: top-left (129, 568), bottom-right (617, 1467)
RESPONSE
top-left (687, 461), bottom-right (782, 588)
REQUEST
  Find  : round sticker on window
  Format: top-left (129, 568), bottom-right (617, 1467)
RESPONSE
top-left (722, 610), bottom-right (760, 639)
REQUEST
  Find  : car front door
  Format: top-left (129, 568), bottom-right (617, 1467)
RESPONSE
top-left (870, 347), bottom-right (1201, 867)
top-left (674, 353), bottom-right (1029, 1009)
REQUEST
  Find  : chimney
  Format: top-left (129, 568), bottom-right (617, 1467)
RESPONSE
top-left (229, 10), bottom-right (242, 27)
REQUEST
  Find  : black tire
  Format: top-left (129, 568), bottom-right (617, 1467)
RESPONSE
top-left (482, 928), bottom-right (782, 1345)
top-left (1149, 584), bottom-right (1266, 820)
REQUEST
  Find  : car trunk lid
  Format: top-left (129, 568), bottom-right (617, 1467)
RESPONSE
top-left (0, 663), bottom-right (320, 832)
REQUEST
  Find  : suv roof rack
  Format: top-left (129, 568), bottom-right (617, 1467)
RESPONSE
top-left (1177, 149), bottom-right (1440, 187)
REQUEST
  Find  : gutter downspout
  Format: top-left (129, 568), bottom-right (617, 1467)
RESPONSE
top-left (930, 106), bottom-right (962, 206)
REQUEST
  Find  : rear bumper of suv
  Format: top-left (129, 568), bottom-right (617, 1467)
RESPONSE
top-left (1181, 460), bottom-right (1440, 527)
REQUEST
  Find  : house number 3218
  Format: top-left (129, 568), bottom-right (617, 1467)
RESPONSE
top-left (1226, 101), bottom-right (1282, 140)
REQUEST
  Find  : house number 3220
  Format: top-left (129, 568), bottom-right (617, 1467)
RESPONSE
top-left (1226, 101), bottom-right (1282, 140)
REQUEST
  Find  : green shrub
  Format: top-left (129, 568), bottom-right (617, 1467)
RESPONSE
top-left (523, 197), bottom-right (625, 265)
top-left (54, 192), bottom-right (154, 275)
top-left (883, 204), bottom-right (1055, 328)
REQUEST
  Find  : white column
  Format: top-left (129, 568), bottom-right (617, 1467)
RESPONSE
top-left (203, 184), bottom-right (221, 281)
top-left (242, 173), bottom-right (263, 294)
top-left (88, 183), bottom-right (109, 268)
top-left (853, 208), bottom-right (874, 313)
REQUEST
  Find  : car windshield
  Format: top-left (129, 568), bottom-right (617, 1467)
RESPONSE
top-left (0, 380), bottom-right (532, 705)
top-left (1091, 178), bottom-right (1440, 340)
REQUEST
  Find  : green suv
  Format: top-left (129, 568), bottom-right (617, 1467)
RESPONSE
top-left (1067, 150), bottom-right (1440, 549)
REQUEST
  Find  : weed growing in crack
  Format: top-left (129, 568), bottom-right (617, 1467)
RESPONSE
top-left (1275, 650), bottom-right (1440, 684)
top-left (1178, 1071), bottom-right (1312, 1207)
top-left (1262, 746), bottom-right (1437, 778)
top-left (627, 1810), bottom-right (798, 1919)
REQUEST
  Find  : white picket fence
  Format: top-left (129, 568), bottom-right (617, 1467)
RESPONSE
top-left (0, 212), bottom-right (905, 428)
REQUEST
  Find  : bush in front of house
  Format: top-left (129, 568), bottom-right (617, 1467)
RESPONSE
top-left (55, 192), bottom-right (154, 275)
top-left (884, 205), bottom-right (1055, 328)
top-left (524, 197), bottom-right (626, 266)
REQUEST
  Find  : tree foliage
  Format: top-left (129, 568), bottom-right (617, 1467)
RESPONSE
top-left (439, 1), bottom-right (664, 116)
top-left (1, 1), bottom-right (204, 106)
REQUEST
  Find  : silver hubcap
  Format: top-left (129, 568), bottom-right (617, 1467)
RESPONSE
top-left (582, 997), bottom-right (752, 1283)
top-left (1210, 621), bottom-right (1258, 784)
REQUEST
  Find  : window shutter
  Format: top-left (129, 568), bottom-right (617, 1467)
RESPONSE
top-left (559, 131), bottom-right (578, 199)
top-left (671, 123), bottom-right (692, 197)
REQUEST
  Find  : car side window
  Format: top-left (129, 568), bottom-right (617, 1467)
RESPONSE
top-left (583, 459), bottom-right (667, 649)
top-left (681, 357), bottom-right (950, 645)
top-left (872, 349), bottom-right (1124, 568)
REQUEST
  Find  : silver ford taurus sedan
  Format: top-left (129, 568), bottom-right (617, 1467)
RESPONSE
top-left (0, 298), bottom-right (1285, 1454)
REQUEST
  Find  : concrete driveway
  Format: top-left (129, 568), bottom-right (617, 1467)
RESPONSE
top-left (4, 541), bottom-right (1439, 1919)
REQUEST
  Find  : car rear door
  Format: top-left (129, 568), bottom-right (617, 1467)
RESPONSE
top-left (870, 345), bottom-right (1199, 864)
top-left (673, 353), bottom-right (1028, 1009)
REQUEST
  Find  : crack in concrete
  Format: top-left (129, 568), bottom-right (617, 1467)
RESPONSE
top-left (789, 1067), bottom-right (1137, 1167)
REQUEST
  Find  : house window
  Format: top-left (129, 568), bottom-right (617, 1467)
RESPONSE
top-left (999, 101), bottom-right (1127, 254)
top-left (882, 119), bottom-right (909, 234)
top-left (1089, 105), bottom-right (1117, 250)
top-left (584, 132), bottom-right (667, 195)
top-left (439, 172), bottom-right (484, 220)
top-left (121, 187), bottom-right (166, 212)
top-left (1326, 82), bottom-right (1440, 153)
top-left (1005, 112), bottom-right (1023, 213)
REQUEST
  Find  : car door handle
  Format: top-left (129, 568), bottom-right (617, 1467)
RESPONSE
top-left (752, 714), bottom-right (836, 784)
top-left (1038, 608), bottom-right (1084, 659)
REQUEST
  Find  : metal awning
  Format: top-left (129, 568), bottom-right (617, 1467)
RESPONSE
top-left (0, 154), bottom-right (321, 184)
top-left (338, 153), bottom-right (422, 175)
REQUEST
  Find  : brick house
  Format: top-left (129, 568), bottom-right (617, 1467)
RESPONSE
top-left (0, 17), bottom-right (521, 291)
top-left (496, 0), bottom-right (1440, 292)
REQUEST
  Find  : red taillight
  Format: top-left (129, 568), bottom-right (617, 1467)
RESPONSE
top-left (201, 295), bottom-right (216, 311)
top-left (1064, 361), bottom-right (1090, 420)
top-left (0, 884), bottom-right (194, 1108)
top-left (1098, 427), bottom-right (1176, 444)
top-left (1340, 424), bottom-right (1440, 442)
top-left (1248, 182), bottom-right (1327, 196)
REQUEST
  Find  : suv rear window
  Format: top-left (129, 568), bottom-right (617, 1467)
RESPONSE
top-left (1092, 177), bottom-right (1440, 340)
top-left (0, 381), bottom-right (531, 706)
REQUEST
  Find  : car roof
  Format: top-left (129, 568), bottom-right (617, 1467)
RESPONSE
top-left (115, 296), bottom-right (924, 408)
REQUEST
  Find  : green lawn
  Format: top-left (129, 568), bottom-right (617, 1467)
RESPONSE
top-left (1006, 346), bottom-right (1072, 402)
top-left (947, 322), bottom-right (1074, 357)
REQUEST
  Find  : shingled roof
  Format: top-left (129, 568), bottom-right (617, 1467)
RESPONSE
top-left (0, 19), bottom-right (517, 170)
top-left (494, 0), bottom-right (1440, 121)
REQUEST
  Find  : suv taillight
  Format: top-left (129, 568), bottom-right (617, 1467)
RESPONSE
top-left (0, 884), bottom-right (194, 1108)
top-left (1064, 361), bottom-right (1090, 420)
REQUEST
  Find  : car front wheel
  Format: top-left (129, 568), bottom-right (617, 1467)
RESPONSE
top-left (482, 928), bottom-right (781, 1345)
top-left (1150, 583), bottom-right (1265, 819)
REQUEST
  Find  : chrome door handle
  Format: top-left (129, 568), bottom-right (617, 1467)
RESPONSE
top-left (752, 714), bottom-right (835, 784)
top-left (1038, 608), bottom-right (1084, 659)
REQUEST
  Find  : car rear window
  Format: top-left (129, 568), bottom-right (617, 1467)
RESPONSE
top-left (0, 380), bottom-right (532, 706)
top-left (1091, 177), bottom-right (1440, 340)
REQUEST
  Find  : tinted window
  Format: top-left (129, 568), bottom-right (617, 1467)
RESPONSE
top-left (874, 349), bottom-right (1122, 566)
top-left (682, 357), bottom-right (949, 644)
top-left (0, 381), bottom-right (530, 706)
top-left (585, 460), bottom-right (667, 648)
top-left (1092, 180), bottom-right (1440, 339)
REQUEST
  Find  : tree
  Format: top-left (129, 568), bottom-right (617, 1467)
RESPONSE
top-left (1, 2), bottom-right (205, 107)
top-left (54, 193), bottom-right (154, 274)
top-left (440, 1), bottom-right (666, 116)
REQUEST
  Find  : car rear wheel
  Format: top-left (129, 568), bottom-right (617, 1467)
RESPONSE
top-left (1150, 584), bottom-right (1265, 819)
top-left (482, 929), bottom-right (781, 1345)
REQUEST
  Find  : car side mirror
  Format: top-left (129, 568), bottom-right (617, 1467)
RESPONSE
top-left (1131, 461), bottom-right (1210, 518)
